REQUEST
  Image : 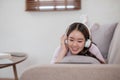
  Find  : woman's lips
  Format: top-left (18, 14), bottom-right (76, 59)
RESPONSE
top-left (71, 48), bottom-right (79, 52)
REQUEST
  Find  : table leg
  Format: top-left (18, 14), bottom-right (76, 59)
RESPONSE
top-left (13, 64), bottom-right (18, 80)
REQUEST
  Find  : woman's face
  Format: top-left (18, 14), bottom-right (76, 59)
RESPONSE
top-left (67, 30), bottom-right (86, 55)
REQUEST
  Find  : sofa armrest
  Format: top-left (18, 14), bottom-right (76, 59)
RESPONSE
top-left (108, 22), bottom-right (120, 64)
top-left (20, 64), bottom-right (120, 80)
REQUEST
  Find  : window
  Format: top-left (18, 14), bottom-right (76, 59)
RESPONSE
top-left (26, 0), bottom-right (81, 11)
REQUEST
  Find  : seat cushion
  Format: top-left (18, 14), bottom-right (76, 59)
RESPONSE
top-left (58, 55), bottom-right (100, 64)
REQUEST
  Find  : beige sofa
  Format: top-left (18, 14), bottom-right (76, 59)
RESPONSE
top-left (20, 22), bottom-right (120, 80)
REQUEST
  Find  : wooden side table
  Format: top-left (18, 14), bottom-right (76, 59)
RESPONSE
top-left (0, 52), bottom-right (27, 80)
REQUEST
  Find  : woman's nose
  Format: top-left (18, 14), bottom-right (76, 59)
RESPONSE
top-left (72, 41), bottom-right (78, 46)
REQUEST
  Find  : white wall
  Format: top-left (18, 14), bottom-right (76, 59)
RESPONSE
top-left (0, 0), bottom-right (120, 78)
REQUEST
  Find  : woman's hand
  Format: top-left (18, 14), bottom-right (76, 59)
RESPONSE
top-left (60, 34), bottom-right (68, 51)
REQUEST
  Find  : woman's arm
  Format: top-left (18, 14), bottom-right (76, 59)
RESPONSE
top-left (50, 34), bottom-right (68, 64)
top-left (50, 46), bottom-right (61, 64)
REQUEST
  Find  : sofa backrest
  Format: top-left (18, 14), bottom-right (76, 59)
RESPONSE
top-left (90, 23), bottom-right (117, 59)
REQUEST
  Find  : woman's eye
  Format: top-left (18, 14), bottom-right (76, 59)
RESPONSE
top-left (69, 39), bottom-right (73, 42)
top-left (78, 41), bottom-right (82, 43)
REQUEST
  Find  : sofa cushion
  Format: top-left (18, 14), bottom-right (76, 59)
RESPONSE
top-left (90, 23), bottom-right (117, 59)
top-left (59, 55), bottom-right (100, 64)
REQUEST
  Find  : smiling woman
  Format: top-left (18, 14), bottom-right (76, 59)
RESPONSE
top-left (25, 0), bottom-right (81, 11)
top-left (51, 22), bottom-right (105, 64)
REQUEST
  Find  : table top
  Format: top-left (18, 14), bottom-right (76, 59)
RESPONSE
top-left (0, 52), bottom-right (27, 68)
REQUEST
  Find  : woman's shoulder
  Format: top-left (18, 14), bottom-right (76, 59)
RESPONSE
top-left (90, 43), bottom-right (99, 50)
top-left (89, 43), bottom-right (100, 55)
top-left (89, 43), bottom-right (105, 63)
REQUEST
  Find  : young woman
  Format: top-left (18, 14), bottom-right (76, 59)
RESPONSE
top-left (51, 22), bottom-right (106, 64)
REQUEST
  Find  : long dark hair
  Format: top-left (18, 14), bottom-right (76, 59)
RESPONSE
top-left (66, 22), bottom-right (103, 63)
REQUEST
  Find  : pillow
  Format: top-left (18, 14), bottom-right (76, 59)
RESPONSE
top-left (90, 23), bottom-right (117, 59)
top-left (58, 55), bottom-right (100, 64)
